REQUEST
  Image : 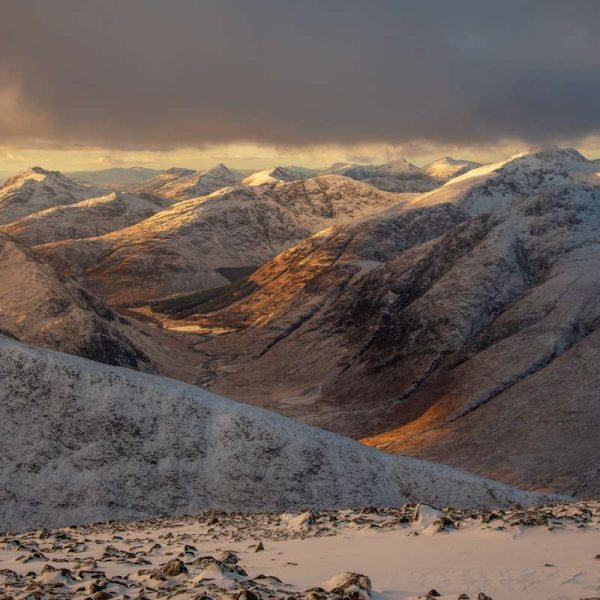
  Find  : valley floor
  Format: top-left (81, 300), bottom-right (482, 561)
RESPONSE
top-left (1, 502), bottom-right (598, 599)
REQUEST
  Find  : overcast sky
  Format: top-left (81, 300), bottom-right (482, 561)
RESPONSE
top-left (1, 0), bottom-right (600, 171)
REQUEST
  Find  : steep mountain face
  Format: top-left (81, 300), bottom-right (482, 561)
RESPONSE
top-left (420, 157), bottom-right (481, 182)
top-left (2, 191), bottom-right (170, 246)
top-left (182, 148), bottom-right (600, 497)
top-left (0, 167), bottom-right (100, 225)
top-left (36, 176), bottom-right (408, 305)
top-left (0, 233), bottom-right (153, 370)
top-left (242, 165), bottom-right (319, 186)
top-left (144, 164), bottom-right (242, 200)
top-left (0, 335), bottom-right (553, 531)
top-left (191, 203), bottom-right (468, 335)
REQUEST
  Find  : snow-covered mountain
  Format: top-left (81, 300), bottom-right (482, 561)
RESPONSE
top-left (269, 175), bottom-right (412, 227)
top-left (177, 147), bottom-right (600, 497)
top-left (411, 146), bottom-right (597, 215)
top-left (36, 176), bottom-right (409, 305)
top-left (420, 156), bottom-right (481, 182)
top-left (2, 191), bottom-right (170, 246)
top-left (0, 233), bottom-right (153, 370)
top-left (242, 165), bottom-right (319, 186)
top-left (0, 334), bottom-right (553, 531)
top-left (0, 167), bottom-right (100, 225)
top-left (133, 166), bottom-right (196, 194)
top-left (325, 158), bottom-right (437, 193)
top-left (141, 164), bottom-right (242, 200)
top-left (326, 157), bottom-right (419, 179)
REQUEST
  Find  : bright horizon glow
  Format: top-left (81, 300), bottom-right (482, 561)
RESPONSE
top-left (2, 137), bottom-right (600, 178)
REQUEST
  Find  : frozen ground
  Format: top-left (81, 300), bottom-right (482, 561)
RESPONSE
top-left (0, 502), bottom-right (598, 599)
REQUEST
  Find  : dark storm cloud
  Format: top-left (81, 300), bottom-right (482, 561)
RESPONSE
top-left (1, 0), bottom-right (599, 149)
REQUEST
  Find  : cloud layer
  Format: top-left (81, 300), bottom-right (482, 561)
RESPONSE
top-left (1, 0), bottom-right (600, 150)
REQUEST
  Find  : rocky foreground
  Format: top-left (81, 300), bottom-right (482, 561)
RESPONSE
top-left (0, 501), bottom-right (598, 600)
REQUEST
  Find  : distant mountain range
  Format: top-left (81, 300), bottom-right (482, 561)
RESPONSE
top-left (68, 166), bottom-right (164, 186)
top-left (2, 156), bottom-right (482, 194)
top-left (137, 164), bottom-right (242, 199)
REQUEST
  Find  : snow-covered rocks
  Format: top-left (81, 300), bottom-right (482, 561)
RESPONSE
top-left (281, 511), bottom-right (317, 532)
top-left (0, 501), bottom-right (597, 599)
top-left (323, 572), bottom-right (372, 600)
top-left (412, 504), bottom-right (446, 533)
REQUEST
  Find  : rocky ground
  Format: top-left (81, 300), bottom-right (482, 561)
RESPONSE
top-left (0, 501), bottom-right (598, 599)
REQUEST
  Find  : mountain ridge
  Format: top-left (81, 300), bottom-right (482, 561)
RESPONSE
top-left (1, 190), bottom-right (170, 245)
top-left (35, 176), bottom-right (411, 305)
top-left (0, 334), bottom-right (556, 531)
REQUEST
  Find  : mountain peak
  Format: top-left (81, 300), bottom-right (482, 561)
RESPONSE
top-left (207, 163), bottom-right (234, 175)
top-left (420, 157), bottom-right (481, 183)
top-left (3, 166), bottom-right (70, 189)
top-left (242, 165), bottom-right (318, 186)
top-left (144, 163), bottom-right (241, 201)
top-left (438, 156), bottom-right (464, 165)
top-left (386, 157), bottom-right (415, 168)
top-left (511, 145), bottom-right (588, 164)
top-left (13, 166), bottom-right (52, 179)
top-left (29, 166), bottom-right (52, 175)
